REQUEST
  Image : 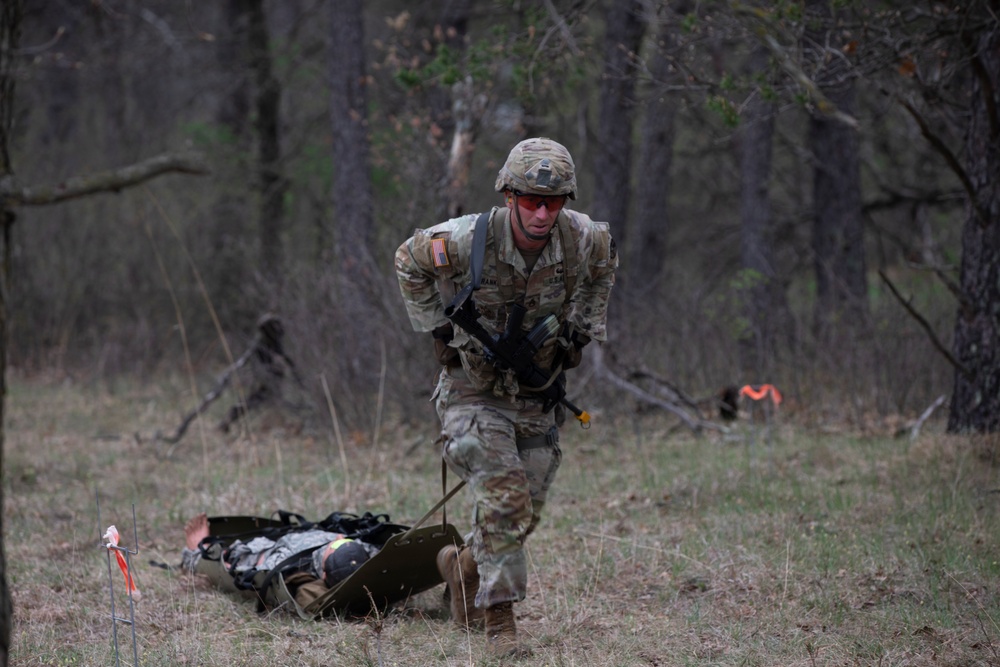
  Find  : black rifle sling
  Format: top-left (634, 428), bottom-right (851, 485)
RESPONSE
top-left (447, 210), bottom-right (492, 312)
top-left (469, 210), bottom-right (490, 290)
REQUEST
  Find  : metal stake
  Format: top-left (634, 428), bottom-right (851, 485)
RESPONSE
top-left (98, 493), bottom-right (140, 667)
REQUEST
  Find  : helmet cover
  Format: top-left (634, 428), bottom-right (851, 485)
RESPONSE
top-left (495, 137), bottom-right (577, 199)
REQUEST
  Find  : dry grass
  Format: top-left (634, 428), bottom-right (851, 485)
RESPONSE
top-left (6, 374), bottom-right (1000, 666)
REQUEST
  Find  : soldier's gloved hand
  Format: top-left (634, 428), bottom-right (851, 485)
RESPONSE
top-left (432, 323), bottom-right (459, 366)
top-left (562, 333), bottom-right (590, 370)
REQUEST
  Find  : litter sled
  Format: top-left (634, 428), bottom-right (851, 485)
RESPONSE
top-left (189, 509), bottom-right (462, 619)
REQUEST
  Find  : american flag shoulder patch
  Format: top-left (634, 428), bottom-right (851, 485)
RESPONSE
top-left (431, 238), bottom-right (450, 268)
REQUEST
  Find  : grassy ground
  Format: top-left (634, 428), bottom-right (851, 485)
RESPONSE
top-left (6, 374), bottom-right (1000, 666)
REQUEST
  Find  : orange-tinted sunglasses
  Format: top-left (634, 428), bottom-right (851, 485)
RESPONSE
top-left (512, 190), bottom-right (567, 212)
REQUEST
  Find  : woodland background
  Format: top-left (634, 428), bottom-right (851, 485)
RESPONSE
top-left (4, 0), bottom-right (998, 436)
top-left (1, 1), bottom-right (999, 664)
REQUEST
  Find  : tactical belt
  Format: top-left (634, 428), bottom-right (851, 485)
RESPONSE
top-left (516, 425), bottom-right (559, 452)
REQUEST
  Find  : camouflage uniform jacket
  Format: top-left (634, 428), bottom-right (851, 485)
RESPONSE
top-left (395, 206), bottom-right (617, 397)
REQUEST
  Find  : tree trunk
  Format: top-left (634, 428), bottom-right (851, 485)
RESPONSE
top-left (947, 24), bottom-right (1000, 433)
top-left (411, 2), bottom-right (472, 140)
top-left (247, 0), bottom-right (287, 285)
top-left (435, 0), bottom-right (479, 219)
top-left (737, 47), bottom-right (784, 378)
top-left (209, 0), bottom-right (253, 317)
top-left (632, 16), bottom-right (677, 295)
top-left (806, 1), bottom-right (867, 340)
top-left (328, 0), bottom-right (374, 271)
top-left (0, 6), bottom-right (208, 661)
top-left (0, 3), bottom-right (22, 660)
top-left (92, 2), bottom-right (129, 159)
top-left (445, 77), bottom-right (485, 219)
top-left (593, 0), bottom-right (645, 264)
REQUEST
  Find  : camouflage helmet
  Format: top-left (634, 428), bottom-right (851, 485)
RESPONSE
top-left (495, 137), bottom-right (577, 200)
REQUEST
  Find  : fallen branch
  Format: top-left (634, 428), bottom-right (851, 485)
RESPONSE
top-left (626, 368), bottom-right (702, 414)
top-left (0, 151), bottom-right (208, 206)
top-left (154, 344), bottom-right (256, 444)
top-left (590, 346), bottom-right (726, 434)
top-left (908, 394), bottom-right (947, 441)
top-left (151, 314), bottom-right (303, 444)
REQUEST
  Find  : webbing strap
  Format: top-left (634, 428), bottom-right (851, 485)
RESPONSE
top-left (441, 458), bottom-right (448, 528)
top-left (516, 425), bottom-right (560, 452)
top-left (396, 468), bottom-right (466, 543)
top-left (557, 212), bottom-right (579, 299)
top-left (446, 210), bottom-right (492, 313)
top-left (402, 425), bottom-right (557, 542)
top-left (469, 210), bottom-right (491, 290)
top-left (493, 209), bottom-right (517, 305)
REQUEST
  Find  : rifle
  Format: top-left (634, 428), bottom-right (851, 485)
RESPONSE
top-left (444, 287), bottom-right (591, 427)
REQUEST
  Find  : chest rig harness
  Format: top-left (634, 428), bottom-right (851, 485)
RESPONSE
top-left (437, 207), bottom-right (584, 406)
top-left (467, 207), bottom-right (579, 311)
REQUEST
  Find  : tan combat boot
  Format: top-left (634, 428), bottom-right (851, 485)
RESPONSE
top-left (484, 601), bottom-right (532, 659)
top-left (436, 544), bottom-right (483, 628)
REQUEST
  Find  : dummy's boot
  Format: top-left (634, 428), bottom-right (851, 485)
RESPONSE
top-left (484, 601), bottom-right (532, 659)
top-left (436, 544), bottom-right (483, 628)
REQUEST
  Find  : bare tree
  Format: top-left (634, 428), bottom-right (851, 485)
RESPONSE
top-left (247, 0), bottom-right (287, 286)
top-left (208, 0), bottom-right (253, 311)
top-left (405, 0), bottom-right (478, 219)
top-left (433, 1), bottom-right (483, 219)
top-left (948, 20), bottom-right (1000, 433)
top-left (736, 46), bottom-right (786, 378)
top-left (445, 76), bottom-right (486, 219)
top-left (0, 3), bottom-right (17, 659)
top-left (632, 10), bottom-right (678, 295)
top-left (593, 0), bottom-right (645, 265)
top-left (328, 0), bottom-right (373, 271)
top-left (0, 7), bottom-right (207, 661)
top-left (805, 0), bottom-right (868, 340)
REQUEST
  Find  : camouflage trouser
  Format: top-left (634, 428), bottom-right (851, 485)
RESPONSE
top-left (433, 366), bottom-right (562, 609)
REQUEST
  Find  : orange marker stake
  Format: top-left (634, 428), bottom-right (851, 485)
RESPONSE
top-left (104, 525), bottom-right (141, 602)
top-left (739, 384), bottom-right (782, 406)
top-left (739, 384), bottom-right (782, 453)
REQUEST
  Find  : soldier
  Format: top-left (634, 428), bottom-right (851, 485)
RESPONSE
top-left (395, 137), bottom-right (617, 657)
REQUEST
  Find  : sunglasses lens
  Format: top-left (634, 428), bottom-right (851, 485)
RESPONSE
top-left (515, 192), bottom-right (566, 211)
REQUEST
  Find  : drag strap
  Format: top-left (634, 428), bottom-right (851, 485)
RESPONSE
top-left (516, 425), bottom-right (559, 452)
top-left (397, 462), bottom-right (466, 542)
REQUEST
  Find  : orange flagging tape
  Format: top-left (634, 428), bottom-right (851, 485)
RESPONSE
top-left (104, 525), bottom-right (141, 601)
top-left (739, 384), bottom-right (783, 406)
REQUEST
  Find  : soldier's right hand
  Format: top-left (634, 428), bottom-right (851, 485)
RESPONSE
top-left (432, 324), bottom-right (459, 366)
